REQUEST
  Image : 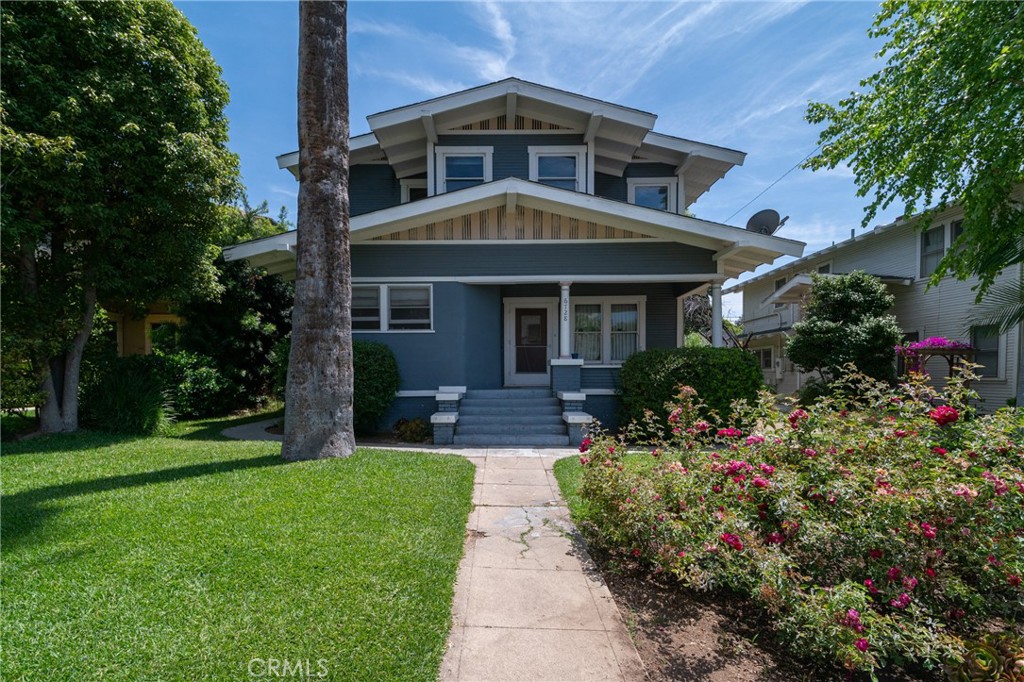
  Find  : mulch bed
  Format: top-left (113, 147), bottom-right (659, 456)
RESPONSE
top-left (588, 549), bottom-right (934, 682)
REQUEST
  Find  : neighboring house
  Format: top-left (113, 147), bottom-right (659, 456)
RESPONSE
top-left (726, 199), bottom-right (1023, 409)
top-left (104, 302), bottom-right (181, 356)
top-left (225, 78), bottom-right (803, 444)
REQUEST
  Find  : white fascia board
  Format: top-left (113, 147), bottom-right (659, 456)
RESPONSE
top-left (761, 274), bottom-right (814, 306)
top-left (643, 131), bottom-right (746, 167)
top-left (222, 232), bottom-right (296, 262)
top-left (367, 78), bottom-right (657, 131)
top-left (276, 133), bottom-right (381, 171)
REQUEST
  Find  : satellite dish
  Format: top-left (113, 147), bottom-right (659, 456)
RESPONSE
top-left (745, 209), bottom-right (789, 235)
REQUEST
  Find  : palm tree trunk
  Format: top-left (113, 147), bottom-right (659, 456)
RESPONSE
top-left (283, 0), bottom-right (355, 460)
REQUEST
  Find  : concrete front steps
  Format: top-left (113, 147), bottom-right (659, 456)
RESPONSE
top-left (454, 388), bottom-right (570, 446)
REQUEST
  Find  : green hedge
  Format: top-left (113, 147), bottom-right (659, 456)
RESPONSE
top-left (80, 355), bottom-right (170, 435)
top-left (619, 347), bottom-right (763, 429)
top-left (275, 338), bottom-right (401, 435)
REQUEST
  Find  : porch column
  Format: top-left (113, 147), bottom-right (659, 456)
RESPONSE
top-left (711, 282), bottom-right (724, 348)
top-left (559, 281), bottom-right (572, 358)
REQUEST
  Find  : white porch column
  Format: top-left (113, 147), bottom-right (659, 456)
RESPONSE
top-left (559, 282), bottom-right (572, 358)
top-left (711, 282), bottom-right (724, 348)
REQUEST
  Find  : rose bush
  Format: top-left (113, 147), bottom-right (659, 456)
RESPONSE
top-left (575, 368), bottom-right (1022, 676)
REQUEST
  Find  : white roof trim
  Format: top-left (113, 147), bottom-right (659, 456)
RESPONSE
top-left (276, 133), bottom-right (381, 170)
top-left (643, 131), bottom-right (746, 167)
top-left (367, 77), bottom-right (657, 131)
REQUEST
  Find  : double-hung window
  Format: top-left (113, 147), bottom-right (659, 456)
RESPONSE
top-left (528, 146), bottom-right (587, 192)
top-left (627, 178), bottom-right (678, 212)
top-left (571, 297), bottom-right (645, 364)
top-left (352, 284), bottom-right (432, 332)
top-left (773, 277), bottom-right (787, 309)
top-left (920, 225), bottom-right (945, 278)
top-left (435, 147), bottom-right (492, 194)
top-left (755, 347), bottom-right (773, 370)
top-left (971, 325), bottom-right (1000, 378)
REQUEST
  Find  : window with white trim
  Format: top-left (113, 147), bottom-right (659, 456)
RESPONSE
top-left (571, 297), bottom-right (645, 364)
top-left (435, 146), bottom-right (492, 194)
top-left (920, 225), bottom-right (945, 278)
top-left (754, 347), bottom-right (773, 370)
top-left (773, 277), bottom-right (787, 309)
top-left (816, 262), bottom-right (832, 274)
top-left (528, 145), bottom-right (587, 192)
top-left (627, 177), bottom-right (678, 212)
top-left (400, 178), bottom-right (427, 203)
top-left (352, 284), bottom-right (432, 332)
top-left (971, 324), bottom-right (1000, 378)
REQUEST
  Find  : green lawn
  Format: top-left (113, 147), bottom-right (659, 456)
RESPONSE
top-left (2, 414), bottom-right (475, 682)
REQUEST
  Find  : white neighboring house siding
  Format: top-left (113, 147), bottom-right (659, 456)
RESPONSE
top-left (739, 206), bottom-right (1021, 408)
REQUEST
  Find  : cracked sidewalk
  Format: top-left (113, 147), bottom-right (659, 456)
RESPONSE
top-left (441, 453), bottom-right (645, 682)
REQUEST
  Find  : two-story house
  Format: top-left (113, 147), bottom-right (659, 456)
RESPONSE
top-left (726, 198), bottom-right (1023, 409)
top-left (225, 78), bottom-right (804, 444)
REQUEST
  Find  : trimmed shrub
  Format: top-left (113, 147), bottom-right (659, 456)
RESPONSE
top-left (274, 338), bottom-right (401, 435)
top-left (352, 341), bottom-right (401, 435)
top-left (619, 347), bottom-right (762, 429)
top-left (393, 417), bottom-right (432, 443)
top-left (80, 355), bottom-right (170, 435)
top-left (158, 350), bottom-right (229, 419)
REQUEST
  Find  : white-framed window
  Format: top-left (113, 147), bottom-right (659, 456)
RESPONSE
top-left (528, 145), bottom-right (587, 192)
top-left (435, 146), bottom-right (493, 194)
top-left (754, 347), bottom-right (773, 370)
top-left (816, 262), bottom-right (832, 274)
top-left (773, 277), bottom-right (787, 309)
top-left (971, 324), bottom-right (1001, 379)
top-left (627, 177), bottom-right (678, 212)
top-left (400, 178), bottom-right (427, 203)
top-left (950, 219), bottom-right (966, 254)
top-left (571, 296), bottom-right (646, 364)
top-left (920, 225), bottom-right (945, 278)
top-left (352, 284), bottom-right (433, 332)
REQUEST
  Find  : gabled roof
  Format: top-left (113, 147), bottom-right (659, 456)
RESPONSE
top-left (275, 77), bottom-right (745, 204)
top-left (224, 177), bottom-right (803, 279)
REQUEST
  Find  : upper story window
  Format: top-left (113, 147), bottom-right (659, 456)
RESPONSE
top-left (816, 263), bottom-right (832, 274)
top-left (435, 146), bottom-right (492, 194)
top-left (400, 179), bottom-right (427, 203)
top-left (920, 225), bottom-right (945, 278)
top-left (773, 277), bottom-right (787, 309)
top-left (627, 177), bottom-right (678, 212)
top-left (528, 146), bottom-right (587, 192)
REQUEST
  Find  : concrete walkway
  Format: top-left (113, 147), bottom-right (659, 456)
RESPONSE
top-left (223, 420), bottom-right (645, 681)
top-left (442, 453), bottom-right (645, 682)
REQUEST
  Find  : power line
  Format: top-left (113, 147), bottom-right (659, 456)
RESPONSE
top-left (724, 144), bottom-right (822, 223)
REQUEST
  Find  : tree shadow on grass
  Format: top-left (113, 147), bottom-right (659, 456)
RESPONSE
top-left (2, 454), bottom-right (285, 551)
top-left (167, 409), bottom-right (284, 442)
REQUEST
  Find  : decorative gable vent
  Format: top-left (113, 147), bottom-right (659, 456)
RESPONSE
top-left (455, 115), bottom-right (570, 131)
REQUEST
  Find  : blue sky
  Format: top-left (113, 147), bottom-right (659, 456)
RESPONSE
top-left (177, 0), bottom-right (899, 319)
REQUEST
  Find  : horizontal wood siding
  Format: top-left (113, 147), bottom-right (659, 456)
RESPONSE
top-left (581, 367), bottom-right (621, 390)
top-left (352, 242), bottom-right (715, 278)
top-left (350, 164), bottom-right (400, 216)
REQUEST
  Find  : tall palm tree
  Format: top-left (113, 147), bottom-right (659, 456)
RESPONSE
top-left (283, 0), bottom-right (355, 460)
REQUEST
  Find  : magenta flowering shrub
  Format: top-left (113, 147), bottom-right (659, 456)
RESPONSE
top-left (895, 336), bottom-right (974, 374)
top-left (576, 368), bottom-right (1022, 675)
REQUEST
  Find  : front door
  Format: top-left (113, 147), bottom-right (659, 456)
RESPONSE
top-left (503, 299), bottom-right (557, 386)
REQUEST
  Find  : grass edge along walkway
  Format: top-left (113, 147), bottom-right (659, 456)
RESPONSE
top-left (2, 423), bottom-right (474, 682)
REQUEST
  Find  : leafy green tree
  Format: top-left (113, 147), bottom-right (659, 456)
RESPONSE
top-left (806, 1), bottom-right (1024, 295)
top-left (1, 1), bottom-right (238, 432)
top-left (786, 272), bottom-right (903, 384)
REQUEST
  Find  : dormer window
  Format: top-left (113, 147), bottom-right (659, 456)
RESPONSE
top-left (528, 146), bottom-right (587, 192)
top-left (627, 177), bottom-right (678, 212)
top-left (435, 146), bottom-right (493, 194)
